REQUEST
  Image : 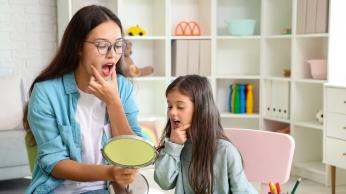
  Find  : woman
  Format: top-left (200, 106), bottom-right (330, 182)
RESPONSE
top-left (24, 5), bottom-right (142, 194)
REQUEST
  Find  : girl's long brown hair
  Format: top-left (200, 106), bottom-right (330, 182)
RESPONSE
top-left (158, 75), bottom-right (230, 194)
top-left (23, 5), bottom-right (124, 138)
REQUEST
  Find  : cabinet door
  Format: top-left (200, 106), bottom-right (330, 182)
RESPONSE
top-left (325, 138), bottom-right (346, 169)
top-left (326, 87), bottom-right (346, 114)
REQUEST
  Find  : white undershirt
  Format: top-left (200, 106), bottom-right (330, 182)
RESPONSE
top-left (55, 90), bottom-right (107, 194)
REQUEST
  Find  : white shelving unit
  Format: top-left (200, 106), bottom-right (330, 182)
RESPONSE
top-left (57, 0), bottom-right (346, 185)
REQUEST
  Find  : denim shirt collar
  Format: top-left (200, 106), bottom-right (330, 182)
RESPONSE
top-left (63, 72), bottom-right (79, 94)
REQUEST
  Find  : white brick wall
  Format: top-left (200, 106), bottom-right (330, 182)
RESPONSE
top-left (0, 0), bottom-right (57, 91)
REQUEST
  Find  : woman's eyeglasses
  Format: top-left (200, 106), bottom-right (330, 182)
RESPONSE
top-left (85, 39), bottom-right (126, 55)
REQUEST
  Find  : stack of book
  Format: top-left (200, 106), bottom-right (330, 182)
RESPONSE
top-left (265, 80), bottom-right (290, 120)
top-left (172, 40), bottom-right (211, 76)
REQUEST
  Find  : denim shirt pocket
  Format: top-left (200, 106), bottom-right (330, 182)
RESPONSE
top-left (57, 124), bottom-right (80, 161)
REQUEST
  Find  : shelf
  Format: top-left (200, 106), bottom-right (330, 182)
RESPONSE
top-left (293, 161), bottom-right (326, 185)
top-left (215, 75), bottom-right (260, 80)
top-left (216, 35), bottom-right (261, 40)
top-left (295, 33), bottom-right (329, 38)
top-left (294, 79), bottom-right (327, 84)
top-left (293, 161), bottom-right (328, 185)
top-left (58, 0), bottom-right (332, 185)
top-left (263, 119), bottom-right (290, 133)
top-left (171, 36), bottom-right (211, 40)
top-left (171, 0), bottom-right (211, 36)
top-left (263, 116), bottom-right (290, 124)
top-left (220, 113), bottom-right (259, 119)
top-left (263, 38), bottom-right (291, 77)
top-left (119, 0), bottom-right (166, 37)
top-left (129, 39), bottom-right (166, 77)
top-left (216, 79), bottom-right (260, 115)
top-left (124, 36), bottom-right (166, 40)
top-left (217, 0), bottom-right (261, 36)
top-left (292, 83), bottom-right (323, 124)
top-left (292, 127), bottom-right (323, 170)
top-left (293, 37), bottom-right (328, 80)
top-left (264, 77), bottom-right (291, 81)
top-left (216, 39), bottom-right (260, 76)
top-left (262, 0), bottom-right (292, 36)
top-left (263, 35), bottom-right (292, 39)
top-left (294, 120), bottom-right (323, 131)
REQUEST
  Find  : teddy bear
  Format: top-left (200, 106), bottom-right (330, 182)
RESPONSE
top-left (121, 40), bottom-right (154, 77)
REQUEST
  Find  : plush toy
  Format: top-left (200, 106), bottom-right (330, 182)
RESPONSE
top-left (316, 109), bottom-right (323, 123)
top-left (121, 40), bottom-right (154, 77)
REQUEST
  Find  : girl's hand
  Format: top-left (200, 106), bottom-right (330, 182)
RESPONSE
top-left (109, 167), bottom-right (138, 188)
top-left (169, 124), bottom-right (190, 145)
top-left (88, 66), bottom-right (119, 106)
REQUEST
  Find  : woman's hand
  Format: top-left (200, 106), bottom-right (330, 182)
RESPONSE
top-left (109, 167), bottom-right (138, 188)
top-left (87, 66), bottom-right (120, 106)
top-left (169, 124), bottom-right (190, 145)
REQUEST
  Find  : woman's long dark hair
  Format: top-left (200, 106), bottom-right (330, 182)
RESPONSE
top-left (158, 75), bottom-right (230, 194)
top-left (23, 5), bottom-right (124, 136)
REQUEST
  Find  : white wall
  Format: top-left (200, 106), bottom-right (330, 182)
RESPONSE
top-left (0, 0), bottom-right (57, 91)
top-left (328, 0), bottom-right (346, 85)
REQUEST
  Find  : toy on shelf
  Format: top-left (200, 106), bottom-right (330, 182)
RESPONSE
top-left (175, 21), bottom-right (201, 36)
top-left (240, 84), bottom-right (246, 113)
top-left (246, 84), bottom-right (254, 113)
top-left (283, 68), bottom-right (291, 78)
top-left (234, 84), bottom-right (240, 113)
top-left (282, 28), bottom-right (292, 35)
top-left (121, 40), bottom-right (154, 77)
top-left (228, 83), bottom-right (255, 114)
top-left (316, 109), bottom-right (323, 124)
top-left (127, 25), bottom-right (146, 36)
top-left (231, 84), bottom-right (236, 113)
top-left (228, 85), bottom-right (232, 112)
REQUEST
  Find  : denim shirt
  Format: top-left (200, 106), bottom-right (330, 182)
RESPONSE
top-left (26, 73), bottom-right (142, 194)
top-left (154, 139), bottom-right (258, 194)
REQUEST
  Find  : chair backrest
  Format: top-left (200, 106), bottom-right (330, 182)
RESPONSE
top-left (224, 128), bottom-right (295, 194)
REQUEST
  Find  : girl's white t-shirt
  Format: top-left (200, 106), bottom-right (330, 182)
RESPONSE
top-left (55, 89), bottom-right (107, 193)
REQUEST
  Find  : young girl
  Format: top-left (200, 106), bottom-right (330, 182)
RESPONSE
top-left (24, 5), bottom-right (141, 194)
top-left (154, 75), bottom-right (257, 194)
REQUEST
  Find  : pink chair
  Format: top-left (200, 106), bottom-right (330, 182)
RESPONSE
top-left (224, 128), bottom-right (295, 194)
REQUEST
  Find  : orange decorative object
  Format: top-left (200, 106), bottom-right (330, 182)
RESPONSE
top-left (175, 21), bottom-right (201, 36)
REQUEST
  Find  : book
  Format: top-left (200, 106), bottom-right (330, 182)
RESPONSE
top-left (306, 0), bottom-right (317, 33)
top-left (315, 0), bottom-right (329, 33)
top-left (199, 40), bottom-right (211, 76)
top-left (297, 0), bottom-right (307, 34)
top-left (266, 80), bottom-right (272, 117)
top-left (187, 40), bottom-right (200, 74)
top-left (172, 40), bottom-right (188, 76)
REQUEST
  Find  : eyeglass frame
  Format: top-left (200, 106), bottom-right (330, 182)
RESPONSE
top-left (84, 38), bottom-right (127, 55)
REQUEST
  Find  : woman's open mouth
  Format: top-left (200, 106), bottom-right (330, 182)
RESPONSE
top-left (102, 63), bottom-right (115, 77)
